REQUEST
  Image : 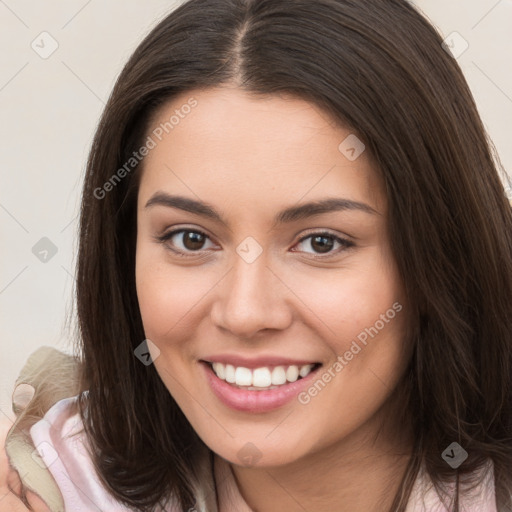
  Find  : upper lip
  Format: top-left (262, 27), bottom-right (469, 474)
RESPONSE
top-left (201, 354), bottom-right (321, 369)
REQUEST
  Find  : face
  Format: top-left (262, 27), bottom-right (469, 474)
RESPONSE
top-left (135, 86), bottom-right (410, 467)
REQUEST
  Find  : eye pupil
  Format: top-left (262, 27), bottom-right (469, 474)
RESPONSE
top-left (184, 231), bottom-right (205, 250)
top-left (311, 235), bottom-right (334, 253)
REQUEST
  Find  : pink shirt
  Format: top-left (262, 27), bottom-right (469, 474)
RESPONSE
top-left (29, 395), bottom-right (497, 511)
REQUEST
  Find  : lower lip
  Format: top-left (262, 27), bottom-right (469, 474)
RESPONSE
top-left (201, 361), bottom-right (321, 413)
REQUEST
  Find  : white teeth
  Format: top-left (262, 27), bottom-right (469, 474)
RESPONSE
top-left (252, 368), bottom-right (272, 387)
top-left (285, 365), bottom-right (299, 382)
top-left (209, 361), bottom-right (318, 388)
top-left (225, 364), bottom-right (236, 383)
top-left (234, 367), bottom-right (252, 386)
top-left (212, 362), bottom-right (225, 380)
top-left (299, 364), bottom-right (314, 378)
top-left (271, 366), bottom-right (287, 385)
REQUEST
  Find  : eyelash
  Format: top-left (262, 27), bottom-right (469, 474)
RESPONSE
top-left (155, 228), bottom-right (354, 259)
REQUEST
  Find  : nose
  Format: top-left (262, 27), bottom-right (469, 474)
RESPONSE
top-left (210, 249), bottom-right (293, 339)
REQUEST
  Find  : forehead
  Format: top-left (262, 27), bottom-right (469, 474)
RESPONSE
top-left (138, 86), bottom-right (385, 217)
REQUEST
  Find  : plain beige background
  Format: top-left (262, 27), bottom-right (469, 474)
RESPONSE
top-left (1, 0), bottom-right (511, 420)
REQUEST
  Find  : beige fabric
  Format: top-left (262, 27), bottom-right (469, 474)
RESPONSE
top-left (5, 346), bottom-right (82, 512)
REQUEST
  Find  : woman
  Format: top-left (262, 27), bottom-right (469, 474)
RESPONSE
top-left (2, 0), bottom-right (512, 510)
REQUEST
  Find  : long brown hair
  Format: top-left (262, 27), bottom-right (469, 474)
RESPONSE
top-left (73, 0), bottom-right (512, 510)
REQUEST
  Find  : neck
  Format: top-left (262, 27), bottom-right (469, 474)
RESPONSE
top-left (230, 399), bottom-right (414, 512)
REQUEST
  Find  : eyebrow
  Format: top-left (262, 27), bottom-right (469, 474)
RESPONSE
top-left (145, 192), bottom-right (379, 228)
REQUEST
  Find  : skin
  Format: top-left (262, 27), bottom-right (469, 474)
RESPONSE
top-left (135, 85), bottom-right (414, 511)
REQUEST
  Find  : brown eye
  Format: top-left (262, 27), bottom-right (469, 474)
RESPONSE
top-left (157, 229), bottom-right (215, 254)
top-left (182, 231), bottom-right (206, 250)
top-left (293, 232), bottom-right (354, 257)
top-left (310, 235), bottom-right (334, 253)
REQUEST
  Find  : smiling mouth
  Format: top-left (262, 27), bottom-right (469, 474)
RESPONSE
top-left (202, 361), bottom-right (322, 390)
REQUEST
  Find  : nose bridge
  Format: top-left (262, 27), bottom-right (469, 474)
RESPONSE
top-left (211, 242), bottom-right (290, 337)
top-left (232, 246), bottom-right (272, 302)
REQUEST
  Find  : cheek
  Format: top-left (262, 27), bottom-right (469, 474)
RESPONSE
top-left (135, 253), bottom-right (206, 393)
top-left (135, 245), bottom-right (220, 345)
top-left (291, 258), bottom-right (408, 433)
top-left (285, 250), bottom-right (407, 408)
top-left (286, 256), bottom-right (402, 350)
